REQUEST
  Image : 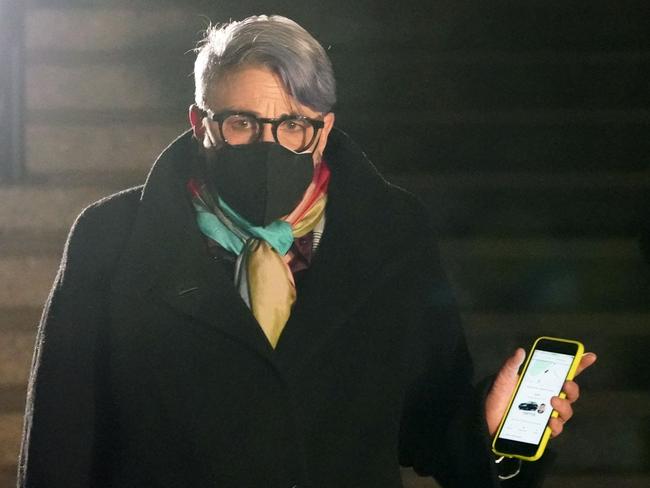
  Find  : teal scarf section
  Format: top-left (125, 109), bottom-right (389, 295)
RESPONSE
top-left (194, 195), bottom-right (294, 256)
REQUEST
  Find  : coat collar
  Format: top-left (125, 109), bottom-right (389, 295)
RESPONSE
top-left (111, 128), bottom-right (415, 371)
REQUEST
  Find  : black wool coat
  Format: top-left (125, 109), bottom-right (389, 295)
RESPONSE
top-left (18, 129), bottom-right (546, 487)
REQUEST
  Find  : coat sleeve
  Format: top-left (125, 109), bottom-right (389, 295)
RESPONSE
top-left (397, 211), bottom-right (552, 487)
top-left (17, 191), bottom-right (138, 487)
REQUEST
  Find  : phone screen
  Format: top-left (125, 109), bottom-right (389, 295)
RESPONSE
top-left (497, 349), bottom-right (575, 446)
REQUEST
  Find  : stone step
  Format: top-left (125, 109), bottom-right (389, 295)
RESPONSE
top-left (442, 252), bottom-right (649, 312)
top-left (350, 120), bottom-right (650, 173)
top-left (0, 414), bottom-right (22, 472)
top-left (391, 171), bottom-right (650, 190)
top-left (545, 391), bottom-right (650, 472)
top-left (442, 238), bottom-right (648, 313)
top-left (390, 172), bottom-right (650, 238)
top-left (463, 312), bottom-right (650, 337)
top-left (0, 328), bottom-right (36, 388)
top-left (1, 331), bottom-right (647, 410)
top-left (28, 48), bottom-right (648, 118)
top-left (0, 392), bottom-right (647, 486)
top-left (0, 184), bottom-right (131, 233)
top-left (26, 63), bottom-right (190, 112)
top-left (5, 306), bottom-right (649, 337)
top-left (23, 117), bottom-right (650, 174)
top-left (4, 252), bottom-right (647, 313)
top-left (463, 313), bottom-right (650, 392)
top-left (3, 173), bottom-right (648, 238)
top-left (0, 330), bottom-right (622, 393)
top-left (23, 3), bottom-right (361, 54)
top-left (0, 386), bottom-right (26, 414)
top-left (0, 230), bottom-right (69, 257)
top-left (25, 0), bottom-right (650, 51)
top-left (332, 50), bottom-right (650, 111)
top-left (4, 315), bottom-right (641, 392)
top-left (1, 231), bottom-right (646, 307)
top-left (25, 123), bottom-right (185, 175)
top-left (25, 33), bottom-right (650, 116)
top-left (0, 465), bottom-right (17, 488)
top-left (439, 238), bottom-right (642, 260)
top-left (372, 1), bottom-right (650, 52)
top-left (544, 476), bottom-right (650, 488)
top-left (4, 468), bottom-right (645, 488)
top-left (0, 307), bottom-right (41, 332)
top-left (0, 471), bottom-right (642, 488)
top-left (1, 303), bottom-right (648, 391)
top-left (2, 231), bottom-right (641, 260)
top-left (0, 256), bottom-right (59, 309)
top-left (26, 6), bottom-right (203, 52)
top-left (28, 43), bottom-right (650, 114)
top-left (401, 471), bottom-right (650, 488)
top-left (0, 308), bottom-right (40, 391)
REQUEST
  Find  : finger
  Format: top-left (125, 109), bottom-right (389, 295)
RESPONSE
top-left (575, 352), bottom-right (597, 377)
top-left (551, 396), bottom-right (573, 423)
top-left (548, 417), bottom-right (564, 438)
top-left (562, 380), bottom-right (580, 403)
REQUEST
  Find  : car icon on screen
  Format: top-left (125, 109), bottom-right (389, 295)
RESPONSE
top-left (518, 401), bottom-right (539, 411)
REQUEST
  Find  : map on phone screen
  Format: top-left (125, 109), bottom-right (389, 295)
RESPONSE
top-left (498, 350), bottom-right (574, 444)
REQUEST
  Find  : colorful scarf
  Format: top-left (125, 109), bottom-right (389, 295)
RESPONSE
top-left (188, 161), bottom-right (330, 348)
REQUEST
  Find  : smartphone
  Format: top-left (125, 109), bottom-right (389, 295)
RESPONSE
top-left (491, 336), bottom-right (584, 461)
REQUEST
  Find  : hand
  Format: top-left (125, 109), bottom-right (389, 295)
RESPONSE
top-left (485, 348), bottom-right (597, 437)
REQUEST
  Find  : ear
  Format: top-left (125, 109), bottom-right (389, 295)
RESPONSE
top-left (313, 112), bottom-right (335, 163)
top-left (189, 104), bottom-right (206, 140)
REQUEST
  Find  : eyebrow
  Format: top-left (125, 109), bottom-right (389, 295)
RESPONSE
top-left (218, 107), bottom-right (311, 118)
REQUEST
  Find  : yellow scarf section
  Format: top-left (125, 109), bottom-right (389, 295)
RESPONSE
top-left (246, 195), bottom-right (326, 347)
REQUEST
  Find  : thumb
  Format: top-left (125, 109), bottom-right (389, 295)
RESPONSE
top-left (495, 347), bottom-right (526, 386)
top-left (485, 348), bottom-right (526, 435)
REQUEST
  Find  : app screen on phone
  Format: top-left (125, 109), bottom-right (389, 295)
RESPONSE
top-left (498, 350), bottom-right (574, 445)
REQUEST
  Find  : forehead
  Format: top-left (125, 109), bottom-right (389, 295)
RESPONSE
top-left (207, 66), bottom-right (320, 118)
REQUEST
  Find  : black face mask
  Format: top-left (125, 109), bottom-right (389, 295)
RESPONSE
top-left (204, 142), bottom-right (314, 227)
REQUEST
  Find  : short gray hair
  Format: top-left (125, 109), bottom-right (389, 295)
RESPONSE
top-left (194, 15), bottom-right (336, 113)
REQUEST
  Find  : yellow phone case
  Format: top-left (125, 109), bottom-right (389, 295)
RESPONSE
top-left (491, 336), bottom-right (584, 461)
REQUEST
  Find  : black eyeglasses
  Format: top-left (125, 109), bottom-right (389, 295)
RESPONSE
top-left (204, 109), bottom-right (325, 153)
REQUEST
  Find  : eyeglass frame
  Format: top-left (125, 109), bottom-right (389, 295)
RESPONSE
top-left (203, 109), bottom-right (325, 153)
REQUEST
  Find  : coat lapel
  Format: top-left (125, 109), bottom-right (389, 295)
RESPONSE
top-left (110, 131), bottom-right (277, 367)
top-left (274, 129), bottom-right (410, 369)
top-left (153, 229), bottom-right (277, 364)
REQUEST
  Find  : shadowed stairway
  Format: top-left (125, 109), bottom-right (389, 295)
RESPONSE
top-left (1, 1), bottom-right (648, 486)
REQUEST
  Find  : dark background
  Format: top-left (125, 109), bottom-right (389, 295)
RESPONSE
top-left (1, 1), bottom-right (649, 487)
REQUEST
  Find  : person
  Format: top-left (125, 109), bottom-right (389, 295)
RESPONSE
top-left (17, 15), bottom-right (596, 488)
